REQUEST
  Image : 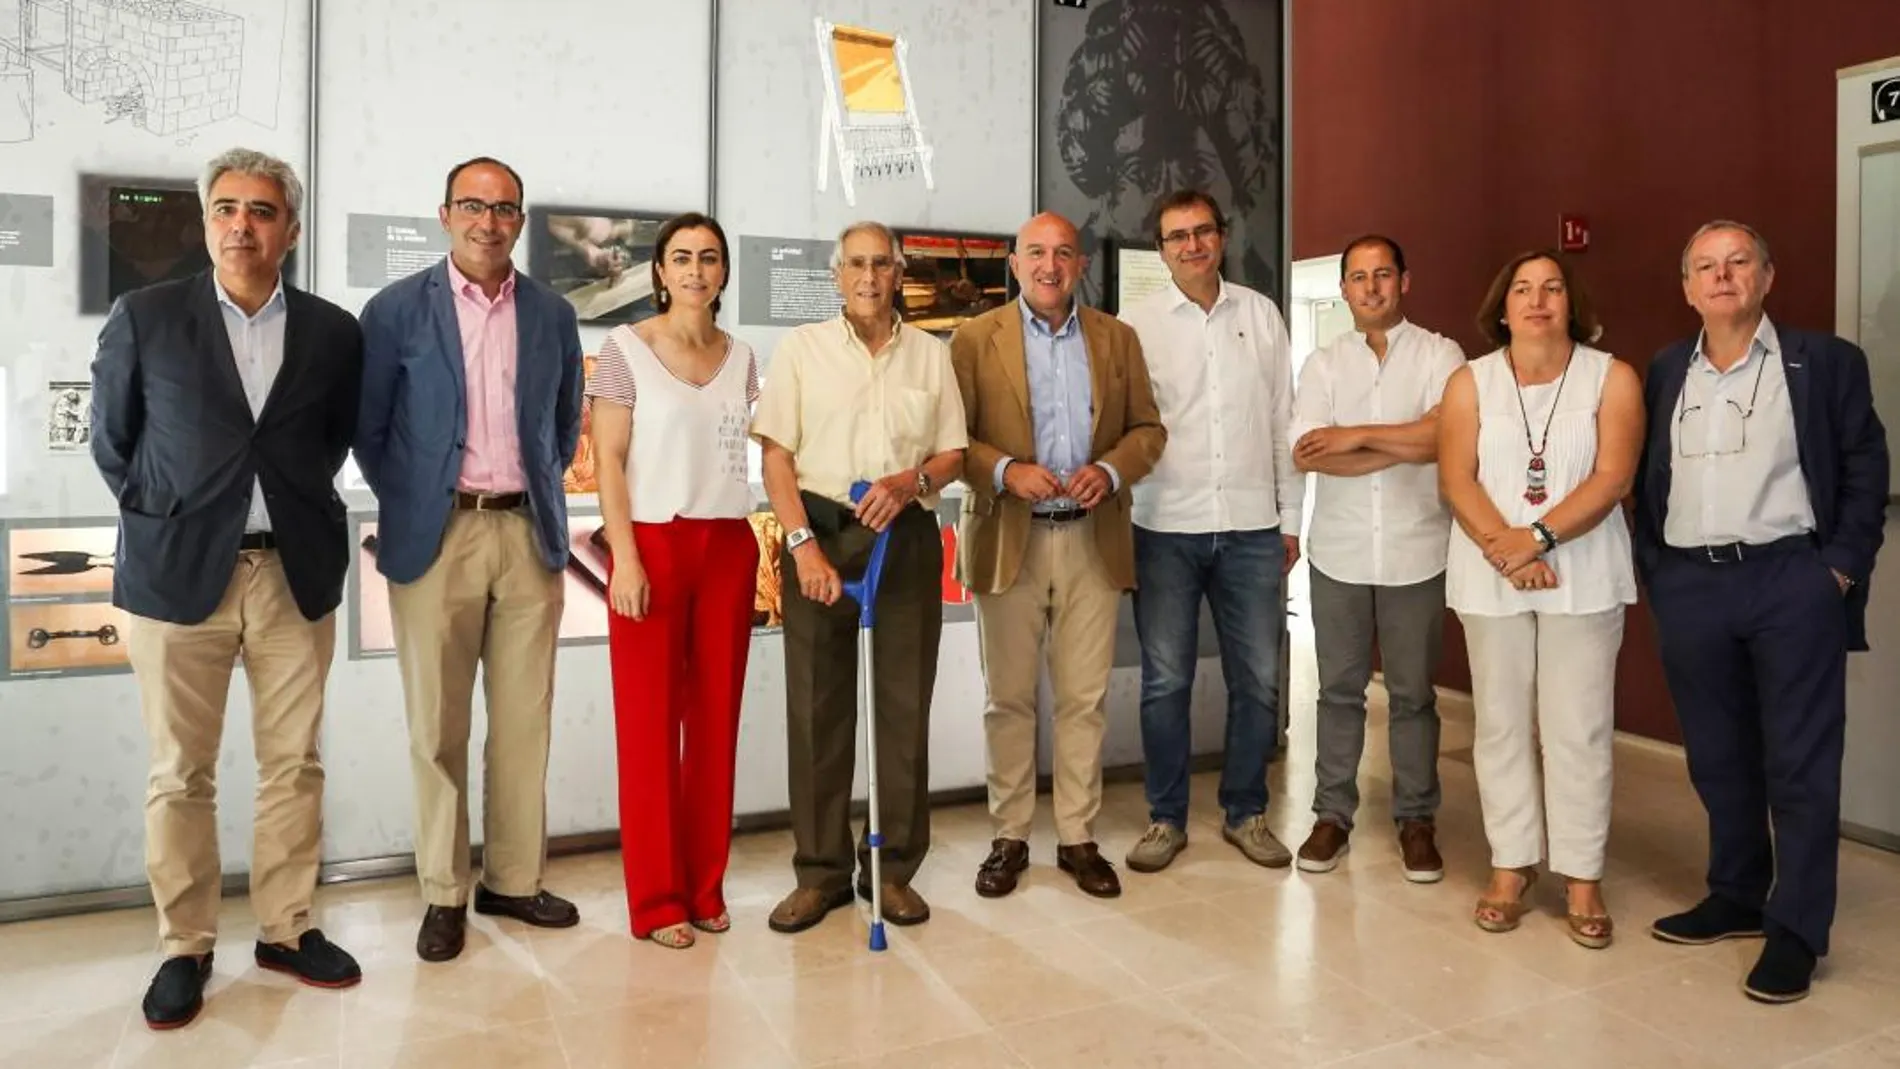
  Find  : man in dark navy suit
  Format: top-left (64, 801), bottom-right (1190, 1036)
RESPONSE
top-left (91, 148), bottom-right (364, 1030)
top-left (1634, 220), bottom-right (1889, 1004)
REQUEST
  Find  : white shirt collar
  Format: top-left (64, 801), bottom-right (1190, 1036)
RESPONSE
top-left (1691, 313), bottom-right (1777, 371)
top-left (1165, 275), bottom-right (1230, 313)
top-left (212, 273), bottom-right (287, 322)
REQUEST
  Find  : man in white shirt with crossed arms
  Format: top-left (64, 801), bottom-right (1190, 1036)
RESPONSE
top-left (1289, 234), bottom-right (1466, 882)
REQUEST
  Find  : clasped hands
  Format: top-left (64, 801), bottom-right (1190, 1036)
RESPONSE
top-left (1003, 461), bottom-right (1110, 509)
top-left (1483, 526), bottom-right (1559, 592)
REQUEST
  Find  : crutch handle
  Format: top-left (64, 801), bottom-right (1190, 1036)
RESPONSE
top-left (841, 480), bottom-right (897, 627)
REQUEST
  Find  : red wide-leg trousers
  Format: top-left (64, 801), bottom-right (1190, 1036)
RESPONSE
top-left (606, 517), bottom-right (758, 937)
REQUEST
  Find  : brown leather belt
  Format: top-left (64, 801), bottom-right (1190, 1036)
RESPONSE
top-left (453, 490), bottom-right (526, 511)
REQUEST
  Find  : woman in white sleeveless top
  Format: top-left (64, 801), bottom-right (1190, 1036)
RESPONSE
top-left (585, 213), bottom-right (760, 950)
top-left (1439, 251), bottom-right (1643, 949)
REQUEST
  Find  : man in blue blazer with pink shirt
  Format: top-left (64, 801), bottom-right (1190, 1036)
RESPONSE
top-left (1634, 220), bottom-right (1889, 1005)
top-left (354, 156), bottom-right (585, 964)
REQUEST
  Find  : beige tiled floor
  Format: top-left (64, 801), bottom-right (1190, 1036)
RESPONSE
top-left (6, 680), bottom-right (1900, 1067)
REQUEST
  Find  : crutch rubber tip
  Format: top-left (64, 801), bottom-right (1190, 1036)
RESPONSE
top-left (869, 923), bottom-right (888, 952)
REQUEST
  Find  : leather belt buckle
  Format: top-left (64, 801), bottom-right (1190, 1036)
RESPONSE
top-left (239, 531), bottom-right (277, 551)
top-left (1032, 507), bottom-right (1090, 525)
top-left (455, 491), bottom-right (525, 512)
top-left (1702, 543), bottom-right (1744, 564)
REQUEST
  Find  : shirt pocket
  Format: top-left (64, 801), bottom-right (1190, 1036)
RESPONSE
top-left (889, 387), bottom-right (938, 457)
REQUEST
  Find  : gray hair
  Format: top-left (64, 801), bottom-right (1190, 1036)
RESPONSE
top-left (828, 220), bottom-right (907, 270)
top-left (198, 147), bottom-right (304, 223)
top-left (1680, 219), bottom-right (1772, 278)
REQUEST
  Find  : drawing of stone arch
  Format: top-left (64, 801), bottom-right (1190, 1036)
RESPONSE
top-left (66, 46), bottom-right (156, 126)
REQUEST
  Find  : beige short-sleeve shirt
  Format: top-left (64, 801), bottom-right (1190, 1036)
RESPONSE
top-left (750, 316), bottom-right (969, 507)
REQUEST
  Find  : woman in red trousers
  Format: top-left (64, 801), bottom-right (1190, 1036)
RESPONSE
top-left (587, 212), bottom-right (759, 948)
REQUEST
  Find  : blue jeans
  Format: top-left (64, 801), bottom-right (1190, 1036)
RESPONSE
top-left (1131, 526), bottom-right (1284, 829)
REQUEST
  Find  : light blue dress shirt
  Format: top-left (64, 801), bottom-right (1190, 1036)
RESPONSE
top-left (213, 274), bottom-right (288, 534)
top-left (993, 298), bottom-right (1119, 511)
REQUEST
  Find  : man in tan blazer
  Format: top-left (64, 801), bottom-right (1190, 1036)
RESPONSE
top-left (951, 211), bottom-right (1166, 899)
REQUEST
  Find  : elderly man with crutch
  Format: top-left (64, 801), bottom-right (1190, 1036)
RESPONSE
top-left (752, 220), bottom-right (968, 935)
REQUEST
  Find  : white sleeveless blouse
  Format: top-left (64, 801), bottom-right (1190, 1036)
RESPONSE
top-left (1446, 345), bottom-right (1637, 617)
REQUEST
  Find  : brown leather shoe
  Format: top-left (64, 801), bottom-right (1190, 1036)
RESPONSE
top-left (473, 885), bottom-right (580, 928)
top-left (416, 904), bottom-right (467, 963)
top-left (1297, 820), bottom-right (1351, 874)
top-left (1056, 842), bottom-right (1121, 898)
top-left (1398, 819), bottom-right (1445, 884)
top-left (975, 838), bottom-right (1030, 898)
top-left (856, 881), bottom-right (931, 926)
top-left (767, 885), bottom-right (854, 934)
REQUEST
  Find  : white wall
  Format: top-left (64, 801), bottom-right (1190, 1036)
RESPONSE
top-left (0, 0), bottom-right (313, 899)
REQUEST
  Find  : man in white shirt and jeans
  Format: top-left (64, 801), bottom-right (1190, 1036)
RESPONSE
top-left (1289, 235), bottom-right (1465, 881)
top-left (1119, 190), bottom-right (1301, 871)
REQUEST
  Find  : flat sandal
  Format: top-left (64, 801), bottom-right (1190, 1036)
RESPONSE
top-left (645, 923), bottom-right (696, 950)
top-left (1474, 867), bottom-right (1539, 933)
top-left (690, 912), bottom-right (731, 934)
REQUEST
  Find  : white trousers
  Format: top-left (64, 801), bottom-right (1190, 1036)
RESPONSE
top-left (1459, 608), bottom-right (1625, 880)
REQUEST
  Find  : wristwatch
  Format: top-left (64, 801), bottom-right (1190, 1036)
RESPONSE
top-left (785, 527), bottom-right (816, 551)
top-left (915, 468), bottom-right (933, 496)
top-left (1530, 521), bottom-right (1559, 553)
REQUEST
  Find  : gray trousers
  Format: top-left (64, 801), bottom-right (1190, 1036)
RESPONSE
top-left (1309, 566), bottom-right (1446, 829)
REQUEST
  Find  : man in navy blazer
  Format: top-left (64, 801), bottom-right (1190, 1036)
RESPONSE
top-left (1634, 221), bottom-right (1889, 1004)
top-left (355, 156), bottom-right (586, 963)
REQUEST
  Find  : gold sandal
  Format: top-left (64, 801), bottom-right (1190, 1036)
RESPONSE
top-left (646, 923), bottom-right (696, 950)
top-left (1474, 867), bottom-right (1539, 933)
top-left (1564, 880), bottom-right (1613, 949)
top-left (690, 911), bottom-right (731, 934)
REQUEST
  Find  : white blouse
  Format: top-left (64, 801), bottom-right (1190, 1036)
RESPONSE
top-left (1446, 345), bottom-right (1637, 617)
top-left (587, 326), bottom-right (759, 523)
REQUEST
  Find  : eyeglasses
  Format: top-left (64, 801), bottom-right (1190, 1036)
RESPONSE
top-left (839, 255), bottom-right (897, 274)
top-left (449, 197), bottom-right (522, 221)
top-left (1160, 223), bottom-right (1221, 247)
top-left (1675, 355), bottom-right (1767, 460)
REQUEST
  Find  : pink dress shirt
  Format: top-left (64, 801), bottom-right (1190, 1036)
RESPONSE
top-left (446, 258), bottom-right (527, 493)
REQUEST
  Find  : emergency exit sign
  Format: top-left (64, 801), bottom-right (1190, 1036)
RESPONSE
top-left (1875, 75), bottom-right (1900, 124)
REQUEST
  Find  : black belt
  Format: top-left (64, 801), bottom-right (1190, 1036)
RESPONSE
top-left (1667, 533), bottom-right (1811, 564)
top-left (1030, 507), bottom-right (1091, 524)
top-left (453, 490), bottom-right (526, 511)
top-left (239, 531), bottom-right (277, 551)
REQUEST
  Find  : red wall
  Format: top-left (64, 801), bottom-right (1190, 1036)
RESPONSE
top-left (1292, 1), bottom-right (1900, 740)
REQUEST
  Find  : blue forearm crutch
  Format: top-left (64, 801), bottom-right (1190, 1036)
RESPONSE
top-left (841, 480), bottom-right (897, 952)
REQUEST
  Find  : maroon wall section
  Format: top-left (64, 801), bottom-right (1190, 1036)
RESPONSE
top-left (1291, 1), bottom-right (1900, 740)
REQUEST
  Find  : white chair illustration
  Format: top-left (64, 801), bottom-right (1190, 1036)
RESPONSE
top-left (814, 18), bottom-right (935, 207)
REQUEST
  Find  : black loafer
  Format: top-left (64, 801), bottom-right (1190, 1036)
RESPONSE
top-left (473, 884), bottom-right (580, 928)
top-left (254, 929), bottom-right (362, 989)
top-left (142, 952), bottom-right (213, 1030)
top-left (1650, 895), bottom-right (1765, 945)
top-left (1744, 931), bottom-right (1817, 1004)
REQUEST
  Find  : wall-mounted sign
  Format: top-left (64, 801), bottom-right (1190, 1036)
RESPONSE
top-left (346, 213), bottom-right (450, 289)
top-left (1559, 214), bottom-right (1591, 253)
top-left (736, 235), bottom-right (841, 327)
top-left (1874, 75), bottom-right (1900, 125)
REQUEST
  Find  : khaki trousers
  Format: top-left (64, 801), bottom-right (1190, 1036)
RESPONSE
top-left (976, 516), bottom-right (1122, 846)
top-left (389, 509), bottom-right (563, 907)
top-left (128, 549), bottom-right (336, 957)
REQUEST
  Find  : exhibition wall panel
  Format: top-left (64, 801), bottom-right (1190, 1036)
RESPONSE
top-left (0, 0), bottom-right (314, 899)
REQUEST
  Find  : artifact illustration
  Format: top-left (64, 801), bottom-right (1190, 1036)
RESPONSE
top-left (814, 18), bottom-right (935, 207)
top-left (26, 623), bottom-right (118, 647)
top-left (46, 382), bottom-right (91, 451)
top-left (0, 0), bottom-right (291, 142)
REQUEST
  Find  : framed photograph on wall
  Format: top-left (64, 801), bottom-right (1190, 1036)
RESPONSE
top-left (527, 207), bottom-right (674, 326)
top-left (892, 229), bottom-right (1015, 336)
top-left (1, 518), bottom-right (132, 680)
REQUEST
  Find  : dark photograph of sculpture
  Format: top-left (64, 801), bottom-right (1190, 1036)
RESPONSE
top-left (1038, 0), bottom-right (1284, 306)
top-left (895, 231), bottom-right (1014, 335)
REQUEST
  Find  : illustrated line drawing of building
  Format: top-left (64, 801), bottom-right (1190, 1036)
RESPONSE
top-left (0, 0), bottom-right (246, 140)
